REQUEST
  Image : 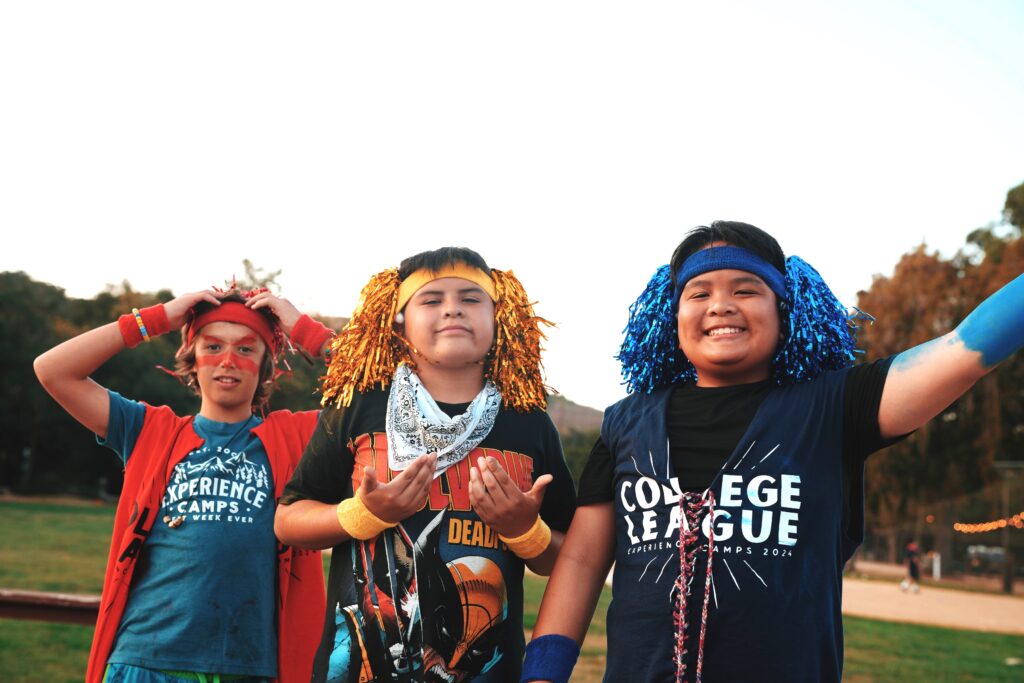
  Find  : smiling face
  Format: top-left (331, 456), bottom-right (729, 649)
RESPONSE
top-left (677, 268), bottom-right (781, 387)
top-left (193, 320), bottom-right (267, 421)
top-left (401, 277), bottom-right (496, 370)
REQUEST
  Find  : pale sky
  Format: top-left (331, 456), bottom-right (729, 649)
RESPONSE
top-left (2, 1), bottom-right (1022, 411)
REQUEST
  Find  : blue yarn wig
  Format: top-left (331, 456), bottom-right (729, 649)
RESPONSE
top-left (617, 251), bottom-right (870, 394)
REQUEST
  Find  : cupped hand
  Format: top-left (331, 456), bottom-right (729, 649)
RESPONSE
top-left (359, 453), bottom-right (437, 523)
top-left (470, 455), bottom-right (552, 537)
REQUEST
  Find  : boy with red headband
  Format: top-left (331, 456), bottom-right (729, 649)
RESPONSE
top-left (275, 247), bottom-right (576, 683)
top-left (34, 288), bottom-right (335, 683)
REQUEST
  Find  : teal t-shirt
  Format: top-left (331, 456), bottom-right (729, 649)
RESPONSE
top-left (99, 391), bottom-right (278, 677)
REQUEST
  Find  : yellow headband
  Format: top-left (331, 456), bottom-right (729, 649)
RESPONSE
top-left (395, 264), bottom-right (497, 312)
top-left (322, 265), bottom-right (551, 413)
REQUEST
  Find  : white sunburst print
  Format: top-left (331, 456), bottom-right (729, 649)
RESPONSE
top-left (623, 440), bottom-right (795, 605)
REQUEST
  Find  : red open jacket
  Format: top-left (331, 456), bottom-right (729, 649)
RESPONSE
top-left (86, 405), bottom-right (325, 683)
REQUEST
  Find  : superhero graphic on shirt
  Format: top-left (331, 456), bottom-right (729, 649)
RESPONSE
top-left (328, 511), bottom-right (509, 683)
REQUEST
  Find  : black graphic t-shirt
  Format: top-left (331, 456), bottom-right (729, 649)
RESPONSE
top-left (281, 389), bottom-right (576, 683)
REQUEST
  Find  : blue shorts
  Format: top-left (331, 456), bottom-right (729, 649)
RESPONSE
top-left (104, 663), bottom-right (269, 683)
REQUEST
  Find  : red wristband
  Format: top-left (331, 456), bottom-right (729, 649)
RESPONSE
top-left (290, 314), bottom-right (334, 357)
top-left (141, 305), bottom-right (171, 337)
top-left (117, 305), bottom-right (171, 348)
top-left (118, 313), bottom-right (143, 348)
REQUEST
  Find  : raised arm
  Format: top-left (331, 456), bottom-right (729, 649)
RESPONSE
top-left (33, 290), bottom-right (219, 438)
top-left (246, 291), bottom-right (335, 359)
top-left (878, 273), bottom-right (1024, 439)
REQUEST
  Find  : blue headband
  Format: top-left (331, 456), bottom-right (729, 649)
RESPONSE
top-left (618, 252), bottom-right (867, 393)
top-left (673, 246), bottom-right (788, 310)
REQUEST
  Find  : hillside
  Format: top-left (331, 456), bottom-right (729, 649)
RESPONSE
top-left (546, 393), bottom-right (603, 434)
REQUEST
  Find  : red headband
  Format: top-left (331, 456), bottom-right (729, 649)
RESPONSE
top-left (188, 301), bottom-right (279, 353)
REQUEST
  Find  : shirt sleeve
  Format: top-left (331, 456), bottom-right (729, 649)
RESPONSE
top-left (96, 390), bottom-right (147, 464)
top-left (840, 357), bottom-right (909, 553)
top-left (535, 413), bottom-right (577, 534)
top-left (842, 356), bottom-right (902, 464)
top-left (279, 405), bottom-right (355, 506)
top-left (575, 437), bottom-right (615, 506)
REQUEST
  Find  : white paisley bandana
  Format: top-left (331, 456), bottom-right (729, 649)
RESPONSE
top-left (386, 363), bottom-right (502, 477)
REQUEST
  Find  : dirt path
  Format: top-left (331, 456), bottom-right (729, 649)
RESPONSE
top-left (602, 561), bottom-right (1024, 635)
top-left (842, 577), bottom-right (1024, 635)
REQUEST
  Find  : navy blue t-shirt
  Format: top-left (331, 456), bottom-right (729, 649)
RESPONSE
top-left (596, 364), bottom-right (895, 683)
top-left (99, 391), bottom-right (278, 677)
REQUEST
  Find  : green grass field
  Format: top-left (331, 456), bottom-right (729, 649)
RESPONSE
top-left (2, 500), bottom-right (1022, 682)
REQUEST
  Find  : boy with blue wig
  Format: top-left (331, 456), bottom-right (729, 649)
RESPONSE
top-left (523, 221), bottom-right (1024, 683)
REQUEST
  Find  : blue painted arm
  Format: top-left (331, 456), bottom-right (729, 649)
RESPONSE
top-left (955, 272), bottom-right (1024, 368)
top-left (881, 273), bottom-right (1023, 438)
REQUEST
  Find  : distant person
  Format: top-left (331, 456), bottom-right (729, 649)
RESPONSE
top-left (274, 247), bottom-right (576, 682)
top-left (522, 221), bottom-right (1024, 683)
top-left (902, 541), bottom-right (922, 593)
top-left (34, 287), bottom-right (335, 683)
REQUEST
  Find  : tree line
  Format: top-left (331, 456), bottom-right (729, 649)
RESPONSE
top-left (857, 182), bottom-right (1023, 563)
top-left (0, 265), bottom-right (330, 495)
top-left (2, 185), bottom-right (1022, 552)
top-left (0, 262), bottom-right (603, 496)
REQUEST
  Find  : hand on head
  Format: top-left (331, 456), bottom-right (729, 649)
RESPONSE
top-left (245, 291), bottom-right (302, 336)
top-left (164, 290), bottom-right (221, 328)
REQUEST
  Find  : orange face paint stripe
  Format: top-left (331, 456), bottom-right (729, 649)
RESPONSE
top-left (195, 351), bottom-right (260, 374)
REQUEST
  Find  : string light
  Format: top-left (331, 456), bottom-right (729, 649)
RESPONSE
top-left (953, 511), bottom-right (1024, 534)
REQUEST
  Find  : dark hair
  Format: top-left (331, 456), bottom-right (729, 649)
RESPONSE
top-left (173, 291), bottom-right (278, 412)
top-left (669, 221), bottom-right (786, 282)
top-left (397, 247), bottom-right (491, 281)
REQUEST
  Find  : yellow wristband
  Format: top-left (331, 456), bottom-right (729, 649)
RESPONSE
top-left (498, 515), bottom-right (552, 560)
top-left (336, 492), bottom-right (398, 540)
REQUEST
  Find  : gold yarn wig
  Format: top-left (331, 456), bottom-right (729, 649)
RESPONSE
top-left (321, 265), bottom-right (551, 412)
top-left (321, 268), bottom-right (409, 408)
top-left (488, 269), bottom-right (552, 412)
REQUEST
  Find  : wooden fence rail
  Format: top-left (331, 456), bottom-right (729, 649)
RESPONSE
top-left (0, 589), bottom-right (99, 625)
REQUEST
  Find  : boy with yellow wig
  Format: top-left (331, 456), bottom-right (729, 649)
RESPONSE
top-left (275, 247), bottom-right (576, 683)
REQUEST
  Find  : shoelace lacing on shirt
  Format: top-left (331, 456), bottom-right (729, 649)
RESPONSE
top-left (672, 490), bottom-right (716, 683)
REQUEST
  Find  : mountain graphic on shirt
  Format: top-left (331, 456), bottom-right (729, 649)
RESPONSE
top-left (225, 452), bottom-right (269, 488)
top-left (172, 452), bottom-right (269, 489)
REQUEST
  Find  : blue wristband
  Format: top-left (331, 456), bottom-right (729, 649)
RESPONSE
top-left (520, 634), bottom-right (580, 683)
